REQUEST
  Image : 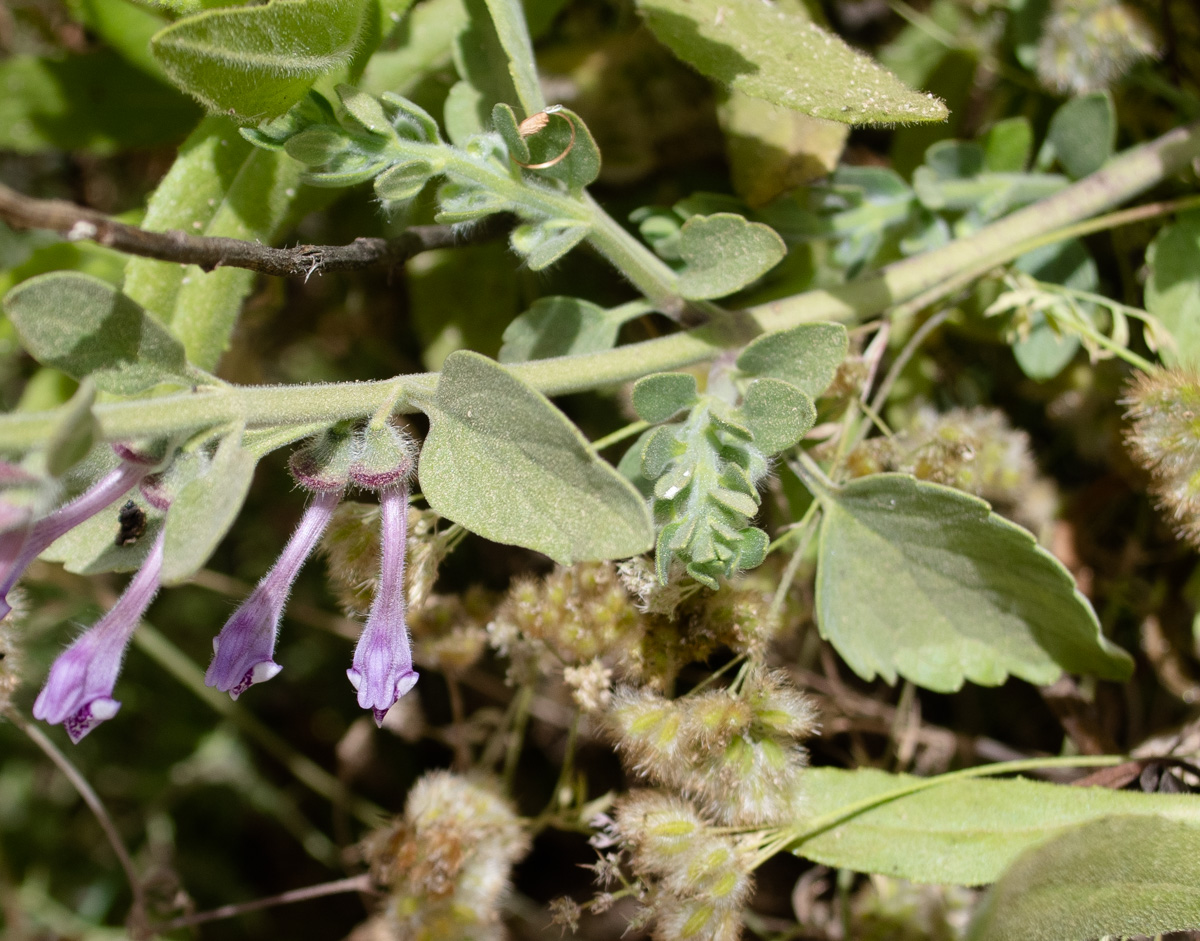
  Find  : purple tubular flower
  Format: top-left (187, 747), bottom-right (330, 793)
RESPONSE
top-left (32, 528), bottom-right (166, 742)
top-left (347, 481), bottom-right (418, 726)
top-left (0, 461), bottom-right (152, 620)
top-left (205, 489), bottom-right (342, 699)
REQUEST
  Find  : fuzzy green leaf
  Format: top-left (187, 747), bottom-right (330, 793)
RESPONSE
top-left (676, 213), bottom-right (786, 300)
top-left (1045, 92), bottom-right (1115, 180)
top-left (968, 816), bottom-right (1200, 940)
top-left (123, 116), bottom-right (306, 371)
top-left (4, 273), bottom-right (190, 394)
top-left (419, 351), bottom-right (654, 564)
top-left (737, 378), bottom-right (815, 455)
top-left (796, 767), bottom-right (1200, 887)
top-left (161, 437), bottom-right (257, 585)
top-left (479, 0), bottom-right (545, 117)
top-left (150, 0), bottom-right (364, 122)
top-left (632, 373), bottom-right (699, 424)
top-left (636, 0), bottom-right (947, 125)
top-left (813, 473), bottom-right (1133, 692)
top-left (509, 219), bottom-right (591, 270)
top-left (522, 108), bottom-right (602, 190)
top-left (736, 323), bottom-right (849, 398)
top-left (374, 160), bottom-right (439, 202)
top-left (499, 297), bottom-right (639, 363)
top-left (1146, 210), bottom-right (1200, 367)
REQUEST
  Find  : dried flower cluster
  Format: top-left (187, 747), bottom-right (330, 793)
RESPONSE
top-left (610, 669), bottom-right (816, 827)
top-left (1036, 0), bottom-right (1157, 94)
top-left (366, 772), bottom-right (529, 941)
top-left (610, 791), bottom-right (757, 941)
top-left (1125, 369), bottom-right (1200, 546)
top-left (845, 406), bottom-right (1055, 533)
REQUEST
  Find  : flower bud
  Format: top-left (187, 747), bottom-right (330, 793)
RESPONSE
top-left (349, 423), bottom-right (416, 490)
top-left (289, 424), bottom-right (358, 492)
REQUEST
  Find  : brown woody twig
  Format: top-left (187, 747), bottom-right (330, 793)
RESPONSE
top-left (0, 181), bottom-right (467, 279)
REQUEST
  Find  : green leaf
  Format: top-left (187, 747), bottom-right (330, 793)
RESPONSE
top-left (491, 102), bottom-right (531, 162)
top-left (632, 373), bottom-right (699, 424)
top-left (44, 380), bottom-right (99, 478)
top-left (161, 436), bottom-right (257, 584)
top-left (479, 0), bottom-right (545, 117)
top-left (812, 473), bottom-right (1133, 692)
top-left (123, 116), bottom-right (307, 370)
top-left (635, 0), bottom-right (947, 125)
top-left (508, 219), bottom-right (591, 270)
top-left (796, 767), bottom-right (1200, 886)
top-left (676, 213), bottom-right (786, 300)
top-left (1146, 210), bottom-right (1200, 367)
top-left (968, 816), bottom-right (1200, 940)
top-left (982, 116), bottom-right (1032, 172)
top-left (735, 323), bottom-right (849, 398)
top-left (374, 160), bottom-right (439, 203)
top-left (737, 378), bottom-right (815, 455)
top-left (3, 273), bottom-right (190, 395)
top-left (1044, 92), bottom-right (1115, 180)
top-left (418, 351), bottom-right (654, 564)
top-left (518, 108), bottom-right (603, 191)
top-left (498, 297), bottom-right (640, 363)
top-left (150, 0), bottom-right (364, 122)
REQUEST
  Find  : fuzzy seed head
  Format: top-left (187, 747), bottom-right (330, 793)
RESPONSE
top-left (610, 672), bottom-right (816, 826)
top-left (1125, 369), bottom-right (1200, 546)
top-left (1036, 0), bottom-right (1157, 94)
top-left (613, 791), bottom-right (754, 940)
top-left (367, 772), bottom-right (529, 941)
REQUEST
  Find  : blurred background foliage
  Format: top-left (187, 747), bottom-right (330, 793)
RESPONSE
top-left (1, 0), bottom-right (1200, 938)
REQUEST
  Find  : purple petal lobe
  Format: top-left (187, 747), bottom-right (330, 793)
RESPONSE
top-left (63, 698), bottom-right (122, 744)
top-left (33, 529), bottom-right (164, 741)
top-left (347, 482), bottom-right (418, 726)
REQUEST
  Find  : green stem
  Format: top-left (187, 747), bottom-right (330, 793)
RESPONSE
top-left (591, 420), bottom-right (649, 452)
top-left (580, 193), bottom-right (684, 313)
top-left (3, 121), bottom-right (1198, 453)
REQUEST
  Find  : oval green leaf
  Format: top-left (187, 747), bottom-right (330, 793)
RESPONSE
top-left (419, 350), bottom-right (654, 564)
top-left (676, 213), bottom-right (786, 300)
top-left (150, 0), bottom-right (363, 122)
top-left (4, 272), bottom-right (190, 394)
top-left (632, 373), bottom-right (698, 424)
top-left (162, 436), bottom-right (257, 585)
top-left (737, 377), bottom-right (815, 455)
top-left (736, 322), bottom-right (849, 398)
top-left (636, 0), bottom-right (947, 125)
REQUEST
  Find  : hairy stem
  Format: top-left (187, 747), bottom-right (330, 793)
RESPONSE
top-left (1, 120), bottom-right (1197, 453)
